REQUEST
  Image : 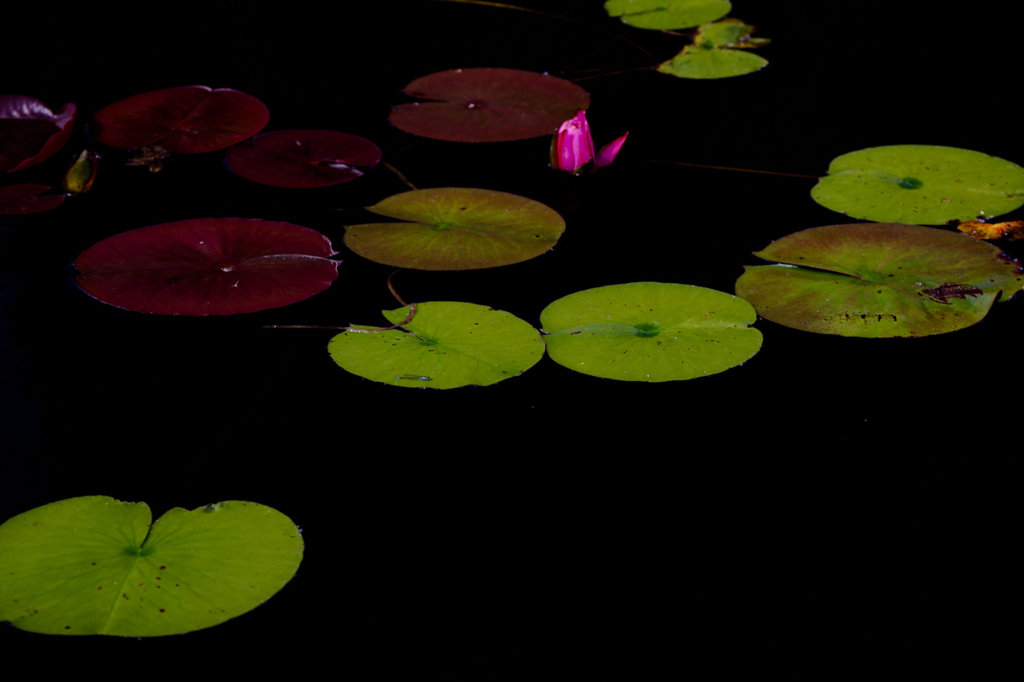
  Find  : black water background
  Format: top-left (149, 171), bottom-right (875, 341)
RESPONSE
top-left (1, 1), bottom-right (1017, 669)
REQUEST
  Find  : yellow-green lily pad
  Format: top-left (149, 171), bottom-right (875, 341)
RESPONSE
top-left (327, 301), bottom-right (545, 389)
top-left (604, 0), bottom-right (731, 30)
top-left (540, 282), bottom-right (761, 382)
top-left (0, 496), bottom-right (303, 636)
top-left (343, 188), bottom-right (565, 270)
top-left (657, 19), bottom-right (769, 79)
top-left (811, 145), bottom-right (1024, 224)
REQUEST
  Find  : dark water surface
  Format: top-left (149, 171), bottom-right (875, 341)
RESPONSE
top-left (2, 1), bottom-right (1017, 669)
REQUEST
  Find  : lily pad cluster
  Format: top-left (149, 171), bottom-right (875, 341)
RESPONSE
top-left (0, 496), bottom-right (302, 636)
top-left (657, 19), bottom-right (769, 79)
top-left (328, 283), bottom-right (761, 388)
top-left (735, 223), bottom-right (1024, 338)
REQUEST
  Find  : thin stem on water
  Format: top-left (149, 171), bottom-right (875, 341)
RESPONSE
top-left (642, 159), bottom-right (821, 179)
top-left (383, 162), bottom-right (418, 191)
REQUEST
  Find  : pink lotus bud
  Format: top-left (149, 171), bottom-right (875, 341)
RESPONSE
top-left (550, 109), bottom-right (595, 174)
top-left (595, 132), bottom-right (628, 168)
top-left (550, 110), bottom-right (627, 174)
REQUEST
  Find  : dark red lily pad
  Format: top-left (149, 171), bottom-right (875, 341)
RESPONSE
top-left (73, 218), bottom-right (340, 315)
top-left (0, 96), bottom-right (76, 173)
top-left (389, 68), bottom-right (590, 142)
top-left (224, 130), bottom-right (381, 188)
top-left (89, 86), bottom-right (269, 153)
top-left (0, 184), bottom-right (65, 215)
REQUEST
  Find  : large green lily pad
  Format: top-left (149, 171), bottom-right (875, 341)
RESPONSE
top-left (735, 223), bottom-right (1024, 338)
top-left (0, 496), bottom-right (303, 636)
top-left (343, 188), bottom-right (565, 270)
top-left (540, 282), bottom-right (761, 382)
top-left (604, 0), bottom-right (731, 30)
top-left (657, 19), bottom-right (769, 79)
top-left (811, 145), bottom-right (1024, 224)
top-left (328, 301), bottom-right (545, 389)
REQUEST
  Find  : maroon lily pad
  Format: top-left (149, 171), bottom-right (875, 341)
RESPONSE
top-left (73, 218), bottom-right (340, 315)
top-left (0, 95), bottom-right (76, 173)
top-left (89, 86), bottom-right (269, 153)
top-left (389, 68), bottom-right (591, 142)
top-left (224, 130), bottom-right (381, 188)
top-left (0, 184), bottom-right (66, 215)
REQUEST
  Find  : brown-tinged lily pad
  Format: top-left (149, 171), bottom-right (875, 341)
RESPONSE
top-left (0, 95), bottom-right (76, 173)
top-left (224, 130), bottom-right (381, 188)
top-left (389, 68), bottom-right (590, 142)
top-left (735, 223), bottom-right (1024, 338)
top-left (73, 218), bottom-right (339, 315)
top-left (343, 188), bottom-right (564, 270)
top-left (89, 86), bottom-right (269, 153)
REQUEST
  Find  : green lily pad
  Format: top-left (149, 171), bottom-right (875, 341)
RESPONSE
top-left (327, 301), bottom-right (545, 389)
top-left (343, 188), bottom-right (565, 270)
top-left (734, 222), bottom-right (1024, 338)
top-left (0, 496), bottom-right (303, 636)
top-left (604, 0), bottom-right (731, 30)
top-left (539, 282), bottom-right (762, 382)
top-left (811, 145), bottom-right (1024, 224)
top-left (657, 19), bottom-right (769, 79)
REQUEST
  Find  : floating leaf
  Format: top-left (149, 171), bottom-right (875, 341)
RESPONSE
top-left (0, 95), bottom-right (76, 173)
top-left (0, 184), bottom-right (65, 215)
top-left (224, 130), bottom-right (381, 188)
top-left (540, 282), bottom-right (761, 382)
top-left (0, 496), bottom-right (302, 637)
top-left (604, 0), bottom-right (731, 30)
top-left (328, 301), bottom-right (545, 389)
top-left (343, 188), bottom-right (564, 270)
top-left (657, 19), bottom-right (769, 79)
top-left (810, 145), bottom-right (1024, 224)
top-left (957, 220), bottom-right (1024, 241)
top-left (734, 223), bottom-right (1024, 338)
top-left (89, 86), bottom-right (269, 153)
top-left (73, 218), bottom-right (339, 315)
top-left (389, 68), bottom-right (590, 142)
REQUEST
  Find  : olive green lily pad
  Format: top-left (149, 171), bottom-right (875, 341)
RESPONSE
top-left (604, 0), bottom-right (731, 30)
top-left (540, 282), bottom-right (762, 382)
top-left (657, 19), bottom-right (769, 79)
top-left (811, 145), bottom-right (1024, 224)
top-left (0, 496), bottom-right (303, 636)
top-left (343, 188), bottom-right (565, 270)
top-left (328, 301), bottom-right (545, 388)
top-left (735, 223), bottom-right (1024, 338)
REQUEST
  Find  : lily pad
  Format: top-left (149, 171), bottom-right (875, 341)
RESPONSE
top-left (389, 68), bottom-right (590, 142)
top-left (328, 301), bottom-right (545, 389)
top-left (224, 130), bottom-right (381, 188)
top-left (73, 217), bottom-right (340, 315)
top-left (343, 188), bottom-right (564, 270)
top-left (811, 145), bottom-right (1024, 224)
top-left (0, 184), bottom-right (65, 215)
top-left (89, 86), bottom-right (269, 153)
top-left (540, 282), bottom-right (762, 382)
top-left (604, 0), bottom-right (731, 30)
top-left (0, 496), bottom-right (303, 636)
top-left (734, 223), bottom-right (1024, 338)
top-left (0, 95), bottom-right (76, 173)
top-left (657, 19), bottom-right (769, 79)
